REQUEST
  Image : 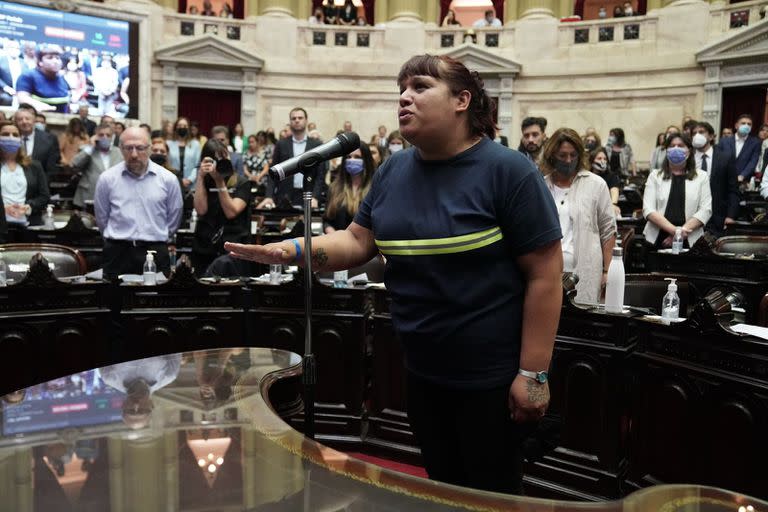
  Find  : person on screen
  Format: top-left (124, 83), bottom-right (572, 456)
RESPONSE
top-left (92, 54), bottom-right (119, 116)
top-left (0, 39), bottom-right (28, 107)
top-left (100, 354), bottom-right (182, 430)
top-left (15, 44), bottom-right (70, 113)
top-left (63, 56), bottom-right (88, 109)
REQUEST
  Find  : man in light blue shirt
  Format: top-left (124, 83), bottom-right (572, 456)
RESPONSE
top-left (95, 127), bottom-right (183, 278)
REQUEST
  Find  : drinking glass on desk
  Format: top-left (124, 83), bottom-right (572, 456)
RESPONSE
top-left (269, 264), bottom-right (282, 284)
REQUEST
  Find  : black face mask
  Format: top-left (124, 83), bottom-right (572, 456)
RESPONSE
top-left (150, 153), bottom-right (167, 165)
top-left (585, 141), bottom-right (597, 151)
top-left (176, 127), bottom-right (189, 138)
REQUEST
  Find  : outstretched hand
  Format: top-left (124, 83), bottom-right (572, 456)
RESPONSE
top-left (225, 241), bottom-right (294, 265)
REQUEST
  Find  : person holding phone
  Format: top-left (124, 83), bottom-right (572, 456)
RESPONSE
top-left (191, 138), bottom-right (254, 276)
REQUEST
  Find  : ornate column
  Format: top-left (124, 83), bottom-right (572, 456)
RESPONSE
top-left (505, 0), bottom-right (520, 21)
top-left (519, 0), bottom-right (557, 18)
top-left (160, 64), bottom-right (178, 125)
top-left (108, 438), bottom-right (124, 512)
top-left (259, 0), bottom-right (293, 16)
top-left (423, 0), bottom-right (439, 24)
top-left (246, 0), bottom-right (258, 17)
top-left (387, 0), bottom-right (422, 21)
top-left (375, 0), bottom-right (388, 25)
top-left (497, 74), bottom-right (515, 140)
top-left (646, 0), bottom-right (664, 11)
top-left (242, 70), bottom-right (259, 135)
top-left (294, 0), bottom-right (311, 20)
top-left (702, 62), bottom-right (723, 132)
top-left (152, 0), bottom-right (176, 11)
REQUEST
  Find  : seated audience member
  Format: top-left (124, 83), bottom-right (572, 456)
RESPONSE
top-left (338, 0), bottom-right (357, 25)
top-left (718, 113), bottom-right (762, 184)
top-left (15, 44), bottom-right (70, 113)
top-left (692, 121), bottom-right (739, 237)
top-left (166, 117), bottom-right (201, 191)
top-left (442, 9), bottom-right (461, 26)
top-left (605, 127), bottom-right (636, 177)
top-left (58, 118), bottom-right (90, 167)
top-left (71, 122), bottom-right (124, 209)
top-left (191, 138), bottom-right (254, 276)
top-left (590, 147), bottom-right (622, 216)
top-left (13, 103), bottom-right (60, 177)
top-left (323, 0), bottom-right (339, 24)
top-left (542, 128), bottom-right (616, 304)
top-left (100, 354), bottom-right (181, 429)
top-left (94, 127), bottom-right (183, 278)
top-left (583, 132), bottom-right (601, 153)
top-left (323, 143), bottom-right (375, 234)
top-left (0, 120), bottom-right (50, 226)
top-left (643, 134), bottom-right (712, 249)
top-left (473, 9), bottom-right (502, 27)
top-left (243, 131), bottom-right (271, 187)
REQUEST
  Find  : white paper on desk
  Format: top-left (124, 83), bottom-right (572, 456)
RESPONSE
top-left (85, 268), bottom-right (103, 280)
top-left (348, 272), bottom-right (368, 283)
top-left (731, 324), bottom-right (768, 341)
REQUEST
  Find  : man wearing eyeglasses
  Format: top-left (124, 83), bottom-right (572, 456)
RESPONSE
top-left (94, 127), bottom-right (183, 279)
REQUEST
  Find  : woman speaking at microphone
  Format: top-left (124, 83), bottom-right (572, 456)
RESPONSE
top-left (225, 54), bottom-right (563, 495)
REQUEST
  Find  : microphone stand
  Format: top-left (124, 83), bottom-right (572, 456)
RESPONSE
top-left (300, 170), bottom-right (317, 440)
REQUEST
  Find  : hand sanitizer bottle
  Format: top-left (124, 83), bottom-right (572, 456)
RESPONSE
top-left (661, 277), bottom-right (680, 324)
top-left (44, 205), bottom-right (56, 230)
top-left (604, 242), bottom-right (625, 313)
top-left (190, 210), bottom-right (198, 232)
top-left (143, 250), bottom-right (157, 285)
top-left (672, 227), bottom-right (683, 254)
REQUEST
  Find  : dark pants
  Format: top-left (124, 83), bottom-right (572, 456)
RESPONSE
top-left (102, 239), bottom-right (170, 279)
top-left (406, 372), bottom-right (525, 495)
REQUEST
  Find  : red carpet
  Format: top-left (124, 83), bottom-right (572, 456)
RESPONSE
top-left (346, 452), bottom-right (428, 478)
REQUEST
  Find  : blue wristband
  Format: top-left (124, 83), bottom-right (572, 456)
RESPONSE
top-left (291, 239), bottom-right (302, 263)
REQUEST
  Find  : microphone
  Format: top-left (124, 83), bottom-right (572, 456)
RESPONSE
top-left (269, 132), bottom-right (360, 182)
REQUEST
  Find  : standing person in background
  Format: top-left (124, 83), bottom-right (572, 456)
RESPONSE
top-left (190, 121), bottom-right (207, 148)
top-left (58, 118), bottom-right (90, 168)
top-left (72, 123), bottom-right (124, 209)
top-left (643, 134), bottom-right (712, 248)
top-left (518, 117), bottom-right (547, 167)
top-left (367, 142), bottom-right (382, 169)
top-left (605, 127), bottom-right (636, 177)
top-left (91, 54), bottom-right (119, 116)
top-left (590, 147), bottom-right (622, 216)
top-left (231, 122), bottom-right (246, 154)
top-left (225, 54), bottom-right (563, 495)
top-left (94, 127), bottom-right (183, 278)
top-left (323, 143), bottom-right (375, 234)
top-left (0, 120), bottom-right (50, 226)
top-left (76, 103), bottom-right (97, 137)
top-left (649, 125), bottom-right (680, 171)
top-left (718, 114), bottom-right (761, 185)
top-left (13, 103), bottom-right (60, 178)
top-left (542, 129), bottom-right (616, 304)
top-left (166, 117), bottom-right (201, 191)
top-left (243, 131), bottom-right (271, 190)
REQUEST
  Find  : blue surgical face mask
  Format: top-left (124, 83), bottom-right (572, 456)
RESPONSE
top-left (0, 136), bottom-right (22, 154)
top-left (737, 124), bottom-right (751, 137)
top-left (667, 146), bottom-right (688, 165)
top-left (606, 135), bottom-right (616, 146)
top-left (96, 137), bottom-right (112, 151)
top-left (34, 122), bottom-right (45, 131)
top-left (344, 158), bottom-right (364, 176)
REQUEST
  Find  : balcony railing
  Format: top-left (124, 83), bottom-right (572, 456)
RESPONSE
top-left (709, 0), bottom-right (766, 35)
top-left (298, 22), bottom-right (384, 49)
top-left (558, 14), bottom-right (657, 46)
top-left (425, 27), bottom-right (505, 49)
top-left (163, 13), bottom-right (251, 42)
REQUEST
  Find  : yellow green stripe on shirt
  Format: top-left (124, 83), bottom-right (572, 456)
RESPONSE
top-left (375, 226), bottom-right (503, 256)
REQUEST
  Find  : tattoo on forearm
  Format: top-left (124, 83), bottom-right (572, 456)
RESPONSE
top-left (526, 380), bottom-right (549, 404)
top-left (312, 248), bottom-right (328, 269)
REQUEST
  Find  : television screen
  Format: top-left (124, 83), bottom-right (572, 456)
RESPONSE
top-left (2, 369), bottom-right (124, 435)
top-left (0, 1), bottom-right (136, 118)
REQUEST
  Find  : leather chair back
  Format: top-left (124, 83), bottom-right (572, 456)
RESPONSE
top-left (0, 243), bottom-right (87, 281)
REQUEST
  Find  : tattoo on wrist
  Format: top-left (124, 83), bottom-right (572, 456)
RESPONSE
top-left (526, 379), bottom-right (548, 404)
top-left (312, 248), bottom-right (328, 269)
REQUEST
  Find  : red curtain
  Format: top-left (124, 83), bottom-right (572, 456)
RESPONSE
top-left (439, 0), bottom-right (451, 25)
top-left (234, 0), bottom-right (244, 19)
top-left (178, 0), bottom-right (187, 14)
top-left (491, 0), bottom-right (504, 21)
top-left (177, 88), bottom-right (242, 137)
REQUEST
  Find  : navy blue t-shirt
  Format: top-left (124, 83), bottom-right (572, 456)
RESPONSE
top-left (16, 69), bottom-right (70, 113)
top-left (354, 137), bottom-right (561, 389)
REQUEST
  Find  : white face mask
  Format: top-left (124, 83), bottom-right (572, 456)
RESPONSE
top-left (388, 143), bottom-right (403, 154)
top-left (692, 133), bottom-right (708, 149)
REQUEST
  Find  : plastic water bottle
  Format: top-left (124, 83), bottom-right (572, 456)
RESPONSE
top-left (661, 278), bottom-right (680, 324)
top-left (143, 250), bottom-right (157, 286)
top-left (604, 243), bottom-right (625, 314)
top-left (190, 210), bottom-right (198, 232)
top-left (44, 204), bottom-right (55, 230)
top-left (0, 255), bottom-right (6, 287)
top-left (672, 227), bottom-right (683, 254)
top-left (333, 270), bottom-right (348, 288)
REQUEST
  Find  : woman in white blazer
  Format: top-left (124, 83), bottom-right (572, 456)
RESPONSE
top-left (642, 134), bottom-right (712, 248)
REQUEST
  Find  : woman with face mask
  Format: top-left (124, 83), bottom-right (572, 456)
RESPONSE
top-left (590, 147), bottom-right (622, 217)
top-left (191, 138), bottom-right (254, 276)
top-left (605, 127), bottom-right (636, 178)
top-left (0, 120), bottom-right (50, 228)
top-left (642, 134), bottom-right (712, 249)
top-left (167, 116), bottom-right (202, 192)
top-left (543, 128), bottom-right (617, 304)
top-left (382, 130), bottom-right (408, 163)
top-left (323, 144), bottom-right (375, 234)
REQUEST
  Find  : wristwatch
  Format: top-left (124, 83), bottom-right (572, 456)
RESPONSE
top-left (518, 369), bottom-right (549, 384)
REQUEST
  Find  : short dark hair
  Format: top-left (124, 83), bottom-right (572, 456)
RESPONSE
top-left (96, 122), bottom-right (113, 133)
top-left (485, 9), bottom-right (495, 15)
top-left (609, 127), bottom-right (626, 146)
top-left (139, 123), bottom-right (152, 131)
top-left (521, 116), bottom-right (546, 133)
top-left (16, 103), bottom-right (37, 115)
top-left (735, 113), bottom-right (753, 124)
top-left (659, 133), bottom-right (696, 181)
top-left (682, 119), bottom-right (697, 133)
top-left (35, 113), bottom-right (46, 122)
top-left (397, 54), bottom-right (498, 140)
top-left (693, 121), bottom-right (715, 137)
top-left (211, 125), bottom-right (229, 138)
top-left (289, 107), bottom-right (308, 119)
top-left (150, 129), bottom-right (163, 139)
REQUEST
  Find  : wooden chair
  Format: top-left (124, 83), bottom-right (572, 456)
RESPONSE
top-left (0, 243), bottom-right (87, 281)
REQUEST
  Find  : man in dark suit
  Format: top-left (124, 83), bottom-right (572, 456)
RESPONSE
top-left (693, 122), bottom-right (739, 237)
top-left (77, 103), bottom-right (97, 137)
top-left (13, 103), bottom-right (60, 178)
top-left (257, 107), bottom-right (327, 209)
top-left (717, 113), bottom-right (761, 184)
